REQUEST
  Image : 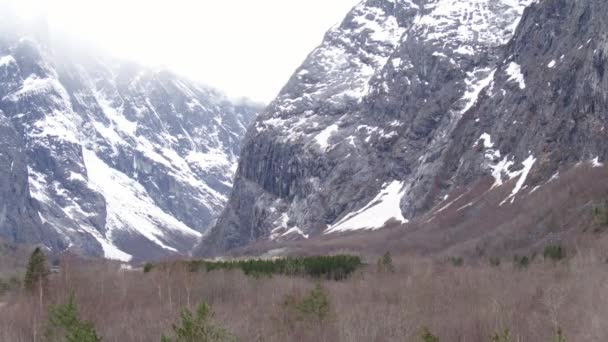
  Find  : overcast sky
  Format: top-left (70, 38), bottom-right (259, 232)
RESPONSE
top-left (5, 0), bottom-right (360, 103)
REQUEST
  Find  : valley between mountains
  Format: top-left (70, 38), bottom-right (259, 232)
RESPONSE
top-left (3, 0), bottom-right (608, 341)
top-left (0, 0), bottom-right (607, 263)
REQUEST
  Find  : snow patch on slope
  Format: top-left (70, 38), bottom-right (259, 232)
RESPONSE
top-left (282, 227), bottom-right (309, 239)
top-left (94, 234), bottom-right (133, 262)
top-left (0, 55), bottom-right (15, 67)
top-left (591, 157), bottom-right (604, 168)
top-left (270, 213), bottom-right (290, 240)
top-left (476, 134), bottom-right (537, 204)
top-left (28, 169), bottom-right (52, 203)
top-left (476, 133), bottom-right (495, 149)
top-left (500, 155), bottom-right (536, 205)
top-left (315, 124), bottom-right (339, 150)
top-left (461, 68), bottom-right (496, 114)
top-left (83, 149), bottom-right (202, 254)
top-left (327, 181), bottom-right (407, 233)
top-left (505, 62), bottom-right (526, 89)
top-left (269, 212), bottom-right (309, 240)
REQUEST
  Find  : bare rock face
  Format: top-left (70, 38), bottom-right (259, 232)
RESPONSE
top-left (200, 0), bottom-right (608, 256)
top-left (0, 109), bottom-right (51, 246)
top-left (448, 0), bottom-right (608, 190)
top-left (0, 32), bottom-right (259, 261)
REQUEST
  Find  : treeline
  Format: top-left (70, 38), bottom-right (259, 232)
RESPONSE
top-left (159, 255), bottom-right (364, 280)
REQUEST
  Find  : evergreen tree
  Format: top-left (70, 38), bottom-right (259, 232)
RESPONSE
top-left (377, 251), bottom-right (395, 273)
top-left (162, 302), bottom-right (235, 342)
top-left (296, 284), bottom-right (331, 322)
top-left (46, 295), bottom-right (102, 342)
top-left (491, 329), bottom-right (511, 342)
top-left (281, 284), bottom-right (334, 338)
top-left (24, 247), bottom-right (50, 293)
top-left (543, 245), bottom-right (566, 262)
top-left (143, 262), bottom-right (154, 273)
top-left (553, 328), bottom-right (566, 342)
top-left (420, 327), bottom-right (439, 342)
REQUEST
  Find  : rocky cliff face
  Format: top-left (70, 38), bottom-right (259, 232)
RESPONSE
top-left (201, 0), bottom-right (608, 255)
top-left (0, 31), bottom-right (259, 261)
top-left (447, 0), bottom-right (608, 193)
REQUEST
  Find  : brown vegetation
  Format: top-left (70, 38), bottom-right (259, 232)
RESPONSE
top-left (2, 243), bottom-right (608, 341)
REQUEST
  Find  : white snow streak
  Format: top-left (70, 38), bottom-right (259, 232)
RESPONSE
top-left (282, 227), bottom-right (309, 239)
top-left (83, 149), bottom-right (201, 255)
top-left (591, 157), bottom-right (604, 168)
top-left (500, 155), bottom-right (536, 205)
top-left (461, 68), bottom-right (496, 114)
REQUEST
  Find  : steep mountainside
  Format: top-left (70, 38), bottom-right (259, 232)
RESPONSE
top-left (0, 31), bottom-right (259, 261)
top-left (201, 0), bottom-right (608, 255)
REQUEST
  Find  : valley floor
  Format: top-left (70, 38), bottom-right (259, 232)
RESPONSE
top-left (2, 243), bottom-right (608, 341)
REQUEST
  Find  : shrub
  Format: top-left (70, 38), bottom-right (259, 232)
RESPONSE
top-left (377, 251), bottom-right (395, 273)
top-left (491, 329), bottom-right (511, 342)
top-left (0, 276), bottom-right (20, 296)
top-left (162, 302), bottom-right (235, 342)
top-left (45, 295), bottom-right (102, 342)
top-left (297, 284), bottom-right (331, 322)
top-left (543, 245), bottom-right (566, 262)
top-left (449, 257), bottom-right (463, 267)
top-left (513, 255), bottom-right (530, 269)
top-left (281, 284), bottom-right (335, 339)
top-left (420, 327), bottom-right (439, 342)
top-left (0, 279), bottom-right (7, 296)
top-left (592, 201), bottom-right (608, 226)
top-left (553, 328), bottom-right (566, 342)
top-left (283, 284), bottom-right (332, 323)
top-left (143, 263), bottom-right (154, 273)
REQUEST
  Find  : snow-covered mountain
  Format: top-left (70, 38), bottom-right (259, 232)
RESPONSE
top-left (0, 30), bottom-right (260, 261)
top-left (200, 0), bottom-right (608, 255)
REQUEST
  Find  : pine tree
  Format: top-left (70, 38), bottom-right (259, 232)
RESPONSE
top-left (553, 328), bottom-right (566, 342)
top-left (24, 247), bottom-right (51, 314)
top-left (24, 247), bottom-right (50, 293)
top-left (162, 302), bottom-right (235, 342)
top-left (45, 295), bottom-right (102, 342)
top-left (378, 251), bottom-right (395, 273)
top-left (296, 284), bottom-right (331, 322)
top-left (491, 329), bottom-right (512, 342)
top-left (420, 327), bottom-right (439, 342)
